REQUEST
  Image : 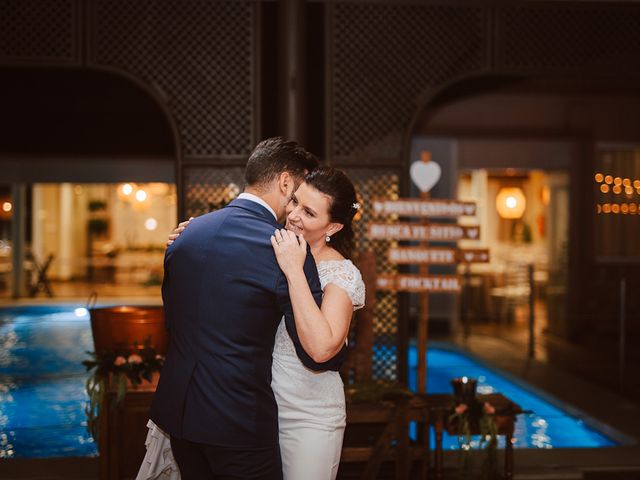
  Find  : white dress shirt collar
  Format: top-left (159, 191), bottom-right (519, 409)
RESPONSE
top-left (237, 192), bottom-right (278, 221)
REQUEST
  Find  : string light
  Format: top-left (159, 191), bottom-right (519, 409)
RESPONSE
top-left (595, 173), bottom-right (604, 183)
top-left (600, 184), bottom-right (609, 193)
top-left (605, 175), bottom-right (613, 184)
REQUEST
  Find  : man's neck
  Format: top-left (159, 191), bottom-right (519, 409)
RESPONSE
top-left (243, 187), bottom-right (282, 222)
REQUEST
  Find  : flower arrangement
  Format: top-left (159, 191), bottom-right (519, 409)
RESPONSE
top-left (448, 400), bottom-right (499, 480)
top-left (82, 336), bottom-right (164, 439)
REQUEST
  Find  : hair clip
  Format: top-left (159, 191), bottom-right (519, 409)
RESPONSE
top-left (352, 202), bottom-right (361, 210)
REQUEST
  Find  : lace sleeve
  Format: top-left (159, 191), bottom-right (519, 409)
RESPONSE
top-left (319, 260), bottom-right (366, 311)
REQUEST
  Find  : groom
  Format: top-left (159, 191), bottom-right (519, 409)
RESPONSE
top-left (149, 138), bottom-right (347, 479)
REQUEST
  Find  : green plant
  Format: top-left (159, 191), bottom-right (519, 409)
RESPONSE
top-left (448, 401), bottom-right (499, 480)
top-left (82, 337), bottom-right (164, 440)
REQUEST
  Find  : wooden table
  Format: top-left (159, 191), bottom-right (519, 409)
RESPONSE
top-left (342, 394), bottom-right (430, 480)
top-left (426, 393), bottom-right (521, 480)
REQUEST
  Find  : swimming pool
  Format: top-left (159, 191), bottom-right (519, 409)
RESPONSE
top-left (407, 341), bottom-right (621, 450)
top-left (0, 306), bottom-right (624, 458)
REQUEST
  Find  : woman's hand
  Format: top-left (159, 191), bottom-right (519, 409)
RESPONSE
top-left (166, 217), bottom-right (193, 246)
top-left (270, 228), bottom-right (307, 277)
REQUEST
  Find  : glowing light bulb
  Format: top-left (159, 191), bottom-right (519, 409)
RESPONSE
top-left (2, 202), bottom-right (11, 213)
top-left (144, 218), bottom-right (158, 231)
top-left (135, 190), bottom-right (147, 202)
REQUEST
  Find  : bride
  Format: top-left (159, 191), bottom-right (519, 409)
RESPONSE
top-left (138, 166), bottom-right (365, 480)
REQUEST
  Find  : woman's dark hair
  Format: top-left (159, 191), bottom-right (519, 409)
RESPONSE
top-left (304, 167), bottom-right (358, 259)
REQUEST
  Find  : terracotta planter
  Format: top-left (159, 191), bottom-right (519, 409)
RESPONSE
top-left (89, 305), bottom-right (168, 355)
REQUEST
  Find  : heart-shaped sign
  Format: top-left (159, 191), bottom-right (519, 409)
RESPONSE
top-left (467, 228), bottom-right (479, 239)
top-left (464, 252), bottom-right (474, 262)
top-left (410, 160), bottom-right (441, 193)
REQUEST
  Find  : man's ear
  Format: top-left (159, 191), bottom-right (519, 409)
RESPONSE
top-left (278, 172), bottom-right (293, 195)
top-left (326, 222), bottom-right (344, 237)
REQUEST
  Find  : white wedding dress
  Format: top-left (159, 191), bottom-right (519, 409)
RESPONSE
top-left (136, 259), bottom-right (365, 480)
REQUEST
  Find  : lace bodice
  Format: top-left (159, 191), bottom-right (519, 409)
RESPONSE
top-left (316, 259), bottom-right (365, 311)
top-left (271, 259), bottom-right (365, 429)
top-left (273, 259), bottom-right (365, 358)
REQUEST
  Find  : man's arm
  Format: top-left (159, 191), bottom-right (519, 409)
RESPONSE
top-left (276, 249), bottom-right (348, 372)
top-left (160, 243), bottom-right (174, 332)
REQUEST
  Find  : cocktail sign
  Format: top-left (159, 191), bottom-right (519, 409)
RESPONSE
top-left (372, 199), bottom-right (476, 218)
top-left (376, 274), bottom-right (461, 292)
top-left (387, 247), bottom-right (490, 264)
top-left (368, 223), bottom-right (480, 241)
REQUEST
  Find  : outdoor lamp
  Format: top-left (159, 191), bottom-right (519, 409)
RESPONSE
top-left (496, 187), bottom-right (526, 219)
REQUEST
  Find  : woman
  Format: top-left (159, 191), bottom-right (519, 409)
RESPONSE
top-left (138, 167), bottom-right (364, 480)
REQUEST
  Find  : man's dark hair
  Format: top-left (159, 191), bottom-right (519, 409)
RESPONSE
top-left (244, 137), bottom-right (318, 189)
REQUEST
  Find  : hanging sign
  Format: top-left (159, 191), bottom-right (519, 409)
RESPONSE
top-left (376, 274), bottom-right (461, 292)
top-left (368, 223), bottom-right (480, 241)
top-left (387, 247), bottom-right (490, 264)
top-left (372, 199), bottom-right (476, 218)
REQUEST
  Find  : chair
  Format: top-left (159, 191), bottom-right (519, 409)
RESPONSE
top-left (489, 261), bottom-right (531, 324)
top-left (28, 253), bottom-right (55, 297)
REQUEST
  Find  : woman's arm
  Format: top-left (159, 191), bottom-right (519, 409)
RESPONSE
top-left (271, 229), bottom-right (353, 363)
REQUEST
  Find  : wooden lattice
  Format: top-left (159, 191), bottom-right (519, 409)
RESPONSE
top-left (328, 4), bottom-right (486, 161)
top-left (498, 5), bottom-right (640, 69)
top-left (90, 0), bottom-right (256, 157)
top-left (343, 167), bottom-right (402, 381)
top-left (0, 0), bottom-right (77, 63)
top-left (184, 166), bottom-right (244, 218)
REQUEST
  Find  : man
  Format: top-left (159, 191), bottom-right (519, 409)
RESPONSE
top-left (149, 138), bottom-right (347, 479)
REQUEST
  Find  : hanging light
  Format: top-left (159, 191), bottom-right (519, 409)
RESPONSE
top-left (496, 188), bottom-right (526, 219)
top-left (135, 189), bottom-right (148, 202)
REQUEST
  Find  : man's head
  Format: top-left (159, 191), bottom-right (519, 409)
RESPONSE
top-left (244, 137), bottom-right (319, 222)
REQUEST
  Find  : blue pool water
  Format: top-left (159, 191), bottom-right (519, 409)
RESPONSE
top-left (0, 306), bottom-right (622, 458)
top-left (407, 341), bottom-right (620, 450)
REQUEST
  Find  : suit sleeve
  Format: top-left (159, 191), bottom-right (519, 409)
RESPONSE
top-left (160, 244), bottom-right (174, 332)
top-left (276, 247), bottom-right (348, 372)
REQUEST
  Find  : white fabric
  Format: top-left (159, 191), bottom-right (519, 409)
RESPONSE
top-left (272, 259), bottom-right (364, 480)
top-left (135, 420), bottom-right (180, 480)
top-left (237, 192), bottom-right (278, 221)
top-left (137, 259), bottom-right (365, 480)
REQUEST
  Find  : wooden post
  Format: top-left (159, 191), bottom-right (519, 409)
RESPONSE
top-left (355, 250), bottom-right (377, 381)
top-left (417, 151), bottom-right (430, 395)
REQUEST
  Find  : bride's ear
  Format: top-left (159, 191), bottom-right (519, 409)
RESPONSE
top-left (326, 222), bottom-right (343, 237)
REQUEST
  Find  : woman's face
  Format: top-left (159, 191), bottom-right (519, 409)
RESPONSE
top-left (285, 182), bottom-right (342, 243)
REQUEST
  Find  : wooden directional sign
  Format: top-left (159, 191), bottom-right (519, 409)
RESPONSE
top-left (387, 247), bottom-right (490, 264)
top-left (376, 274), bottom-right (461, 292)
top-left (372, 199), bottom-right (476, 218)
top-left (388, 247), bottom-right (456, 264)
top-left (368, 223), bottom-right (480, 241)
top-left (458, 249), bottom-right (490, 264)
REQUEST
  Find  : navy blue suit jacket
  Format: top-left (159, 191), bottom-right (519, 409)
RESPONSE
top-left (149, 198), bottom-right (347, 447)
